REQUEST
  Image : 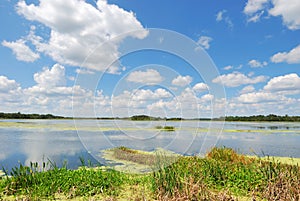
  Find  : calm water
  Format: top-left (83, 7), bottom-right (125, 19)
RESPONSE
top-left (0, 119), bottom-right (300, 171)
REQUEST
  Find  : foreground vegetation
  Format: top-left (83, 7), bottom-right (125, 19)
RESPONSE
top-left (1, 147), bottom-right (300, 200)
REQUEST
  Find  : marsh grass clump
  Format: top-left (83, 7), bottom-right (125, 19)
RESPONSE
top-left (163, 126), bottom-right (175, 131)
top-left (111, 147), bottom-right (177, 167)
top-left (112, 147), bottom-right (156, 166)
top-left (152, 147), bottom-right (300, 200)
top-left (206, 146), bottom-right (255, 165)
top-left (151, 156), bottom-right (236, 200)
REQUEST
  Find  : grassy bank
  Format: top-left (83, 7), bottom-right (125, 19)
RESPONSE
top-left (1, 147), bottom-right (300, 200)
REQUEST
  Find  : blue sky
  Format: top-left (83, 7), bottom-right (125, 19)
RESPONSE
top-left (0, 0), bottom-right (299, 117)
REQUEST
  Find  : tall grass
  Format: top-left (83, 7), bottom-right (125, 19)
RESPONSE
top-left (151, 147), bottom-right (300, 200)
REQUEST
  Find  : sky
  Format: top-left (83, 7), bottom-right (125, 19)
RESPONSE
top-left (0, 0), bottom-right (299, 118)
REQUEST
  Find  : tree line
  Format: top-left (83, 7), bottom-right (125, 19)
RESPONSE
top-left (0, 112), bottom-right (65, 119)
top-left (224, 114), bottom-right (300, 122)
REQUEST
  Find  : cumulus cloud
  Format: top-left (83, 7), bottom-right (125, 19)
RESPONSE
top-left (131, 88), bottom-right (172, 101)
top-left (239, 85), bottom-right (255, 94)
top-left (172, 75), bottom-right (193, 87)
top-left (243, 0), bottom-right (269, 15)
top-left (197, 36), bottom-right (213, 50)
top-left (111, 88), bottom-right (173, 116)
top-left (2, 39), bottom-right (40, 62)
top-left (0, 76), bottom-right (20, 92)
top-left (269, 0), bottom-right (300, 30)
top-left (126, 69), bottom-right (163, 85)
top-left (212, 72), bottom-right (267, 87)
top-left (264, 73), bottom-right (300, 94)
top-left (33, 64), bottom-right (66, 88)
top-left (243, 0), bottom-right (269, 23)
top-left (225, 73), bottom-right (300, 115)
top-left (14, 0), bottom-right (147, 73)
top-left (248, 59), bottom-right (268, 67)
top-left (244, 0), bottom-right (300, 29)
top-left (192, 83), bottom-right (209, 92)
top-left (0, 76), bottom-right (24, 112)
top-left (110, 86), bottom-right (216, 118)
top-left (271, 45), bottom-right (300, 64)
top-left (237, 91), bottom-right (283, 103)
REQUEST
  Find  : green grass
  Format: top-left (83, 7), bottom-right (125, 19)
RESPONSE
top-left (1, 147), bottom-right (300, 200)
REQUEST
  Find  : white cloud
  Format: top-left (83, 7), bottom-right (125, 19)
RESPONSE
top-left (237, 91), bottom-right (283, 103)
top-left (216, 10), bottom-right (233, 29)
top-left (201, 94), bottom-right (214, 102)
top-left (243, 0), bottom-right (269, 23)
top-left (0, 76), bottom-right (24, 112)
top-left (197, 36), bottom-right (213, 50)
top-left (264, 73), bottom-right (300, 94)
top-left (76, 68), bottom-right (95, 75)
top-left (247, 10), bottom-right (265, 22)
top-left (223, 65), bottom-right (233, 70)
top-left (216, 10), bottom-right (226, 21)
top-left (248, 59), bottom-right (268, 67)
top-left (225, 73), bottom-right (300, 115)
top-left (33, 64), bottom-right (66, 88)
top-left (244, 0), bottom-right (300, 29)
top-left (131, 88), bottom-right (172, 101)
top-left (269, 0), bottom-right (300, 30)
top-left (15, 0), bottom-right (148, 73)
top-left (0, 76), bottom-right (20, 92)
top-left (2, 39), bottom-right (39, 62)
top-left (212, 72), bottom-right (268, 87)
top-left (239, 85), bottom-right (255, 94)
top-left (271, 45), bottom-right (300, 64)
top-left (243, 0), bottom-right (269, 15)
top-left (172, 75), bottom-right (193, 87)
top-left (126, 69), bottom-right (163, 85)
top-left (192, 82), bottom-right (209, 92)
top-left (111, 88), bottom-right (173, 117)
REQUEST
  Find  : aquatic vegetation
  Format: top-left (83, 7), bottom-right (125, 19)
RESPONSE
top-left (155, 125), bottom-right (175, 131)
top-left (101, 147), bottom-right (178, 173)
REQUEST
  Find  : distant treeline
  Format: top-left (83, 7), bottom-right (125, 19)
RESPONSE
top-left (1, 112), bottom-right (299, 121)
top-left (224, 114), bottom-right (300, 122)
top-left (0, 112), bottom-right (65, 119)
top-left (130, 114), bottom-right (300, 122)
top-left (130, 115), bottom-right (183, 121)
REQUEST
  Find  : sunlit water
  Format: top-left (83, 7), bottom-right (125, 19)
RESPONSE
top-left (0, 119), bottom-right (300, 171)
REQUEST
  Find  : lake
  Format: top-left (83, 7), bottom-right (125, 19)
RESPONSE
top-left (1, 119), bottom-right (300, 172)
